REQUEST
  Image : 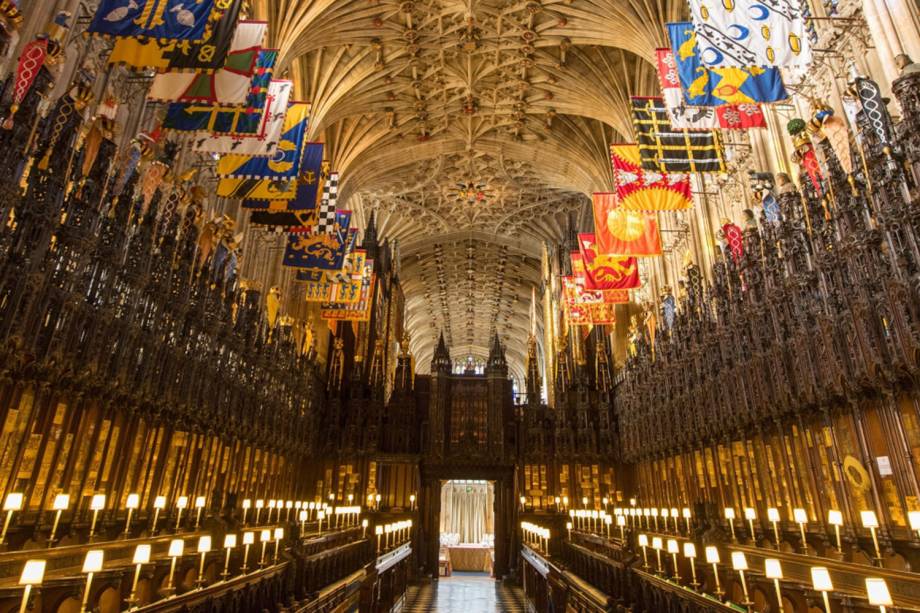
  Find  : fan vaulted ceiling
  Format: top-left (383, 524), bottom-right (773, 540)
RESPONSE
top-left (253, 0), bottom-right (677, 375)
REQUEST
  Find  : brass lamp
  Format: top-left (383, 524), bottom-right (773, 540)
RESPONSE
top-left (80, 550), bottom-right (104, 613)
top-left (666, 538), bottom-right (680, 580)
top-left (730, 551), bottom-right (751, 606)
top-left (18, 560), bottom-right (45, 613)
top-left (767, 507), bottom-right (781, 548)
top-left (196, 535), bottom-right (211, 587)
top-left (48, 494), bottom-right (70, 546)
top-left (638, 534), bottom-right (649, 568)
top-left (221, 534), bottom-right (236, 579)
top-left (723, 507), bottom-right (736, 541)
top-left (828, 510), bottom-right (843, 552)
top-left (124, 494), bottom-right (140, 538)
top-left (166, 539), bottom-right (184, 594)
top-left (683, 542), bottom-right (698, 588)
top-left (259, 529), bottom-right (270, 567)
top-left (241, 531), bottom-right (255, 573)
top-left (765, 558), bottom-right (784, 613)
top-left (151, 496), bottom-right (166, 534)
top-left (811, 566), bottom-right (833, 613)
top-left (860, 510), bottom-right (883, 562)
top-left (793, 508), bottom-right (808, 554)
top-left (2, 492), bottom-right (24, 545)
top-left (193, 496), bottom-right (206, 530)
top-left (175, 496), bottom-right (188, 532)
top-left (652, 536), bottom-right (664, 574)
top-left (705, 546), bottom-right (723, 598)
top-left (88, 494), bottom-right (105, 540)
top-left (129, 544), bottom-right (150, 607)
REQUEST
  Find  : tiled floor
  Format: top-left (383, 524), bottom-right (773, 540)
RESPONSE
top-left (401, 572), bottom-right (527, 612)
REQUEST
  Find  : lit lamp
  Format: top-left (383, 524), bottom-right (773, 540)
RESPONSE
top-left (242, 499), bottom-right (251, 525)
top-left (603, 497), bottom-right (609, 512)
top-left (562, 496), bottom-right (569, 511)
top-left (259, 529), bottom-right (271, 567)
top-left (255, 499), bottom-right (264, 524)
top-left (666, 539), bottom-right (681, 580)
top-left (638, 534), bottom-right (649, 568)
top-left (18, 559), bottom-right (45, 613)
top-left (866, 577), bottom-right (893, 613)
top-left (811, 566), bottom-right (833, 613)
top-left (2, 492), bottom-right (24, 545)
top-left (221, 534), bottom-right (236, 579)
top-left (195, 536), bottom-right (211, 587)
top-left (152, 496), bottom-right (166, 534)
top-left (765, 558), bottom-right (784, 613)
top-left (566, 522), bottom-right (572, 540)
top-left (375, 494), bottom-right (381, 510)
top-left (652, 536), bottom-right (664, 574)
top-left (554, 496), bottom-right (561, 512)
top-left (194, 496), bottom-right (206, 530)
top-left (660, 508), bottom-right (668, 532)
top-left (744, 507), bottom-right (756, 542)
top-left (828, 510), bottom-right (844, 553)
top-left (520, 496), bottom-right (526, 512)
top-left (616, 515), bottom-right (625, 540)
top-left (241, 531), bottom-right (255, 573)
top-left (166, 539), bottom-right (184, 594)
top-left (683, 542), bottom-right (698, 588)
top-left (861, 510), bottom-right (883, 562)
top-left (582, 496), bottom-right (589, 510)
top-left (48, 494), bottom-right (70, 547)
top-left (723, 507), bottom-right (736, 541)
top-left (267, 500), bottom-right (276, 523)
top-left (767, 507), bottom-right (781, 548)
top-left (299, 510), bottom-right (307, 533)
top-left (317, 511), bottom-right (325, 534)
top-left (124, 493), bottom-right (140, 538)
top-left (908, 511), bottom-right (920, 540)
top-left (80, 550), bottom-right (103, 613)
top-left (375, 525), bottom-right (383, 552)
top-left (362, 518), bottom-right (368, 538)
top-left (410, 494), bottom-right (416, 511)
top-left (273, 527), bottom-right (283, 563)
top-left (129, 544), bottom-right (150, 606)
top-left (652, 508), bottom-right (659, 531)
top-left (88, 494), bottom-right (105, 540)
top-left (793, 508), bottom-right (809, 554)
top-left (670, 507), bottom-right (679, 532)
top-left (285, 500), bottom-right (293, 522)
top-left (682, 508), bottom-right (691, 534)
top-left (705, 546), bottom-right (723, 598)
top-left (731, 551), bottom-right (751, 606)
top-left (175, 496), bottom-right (188, 532)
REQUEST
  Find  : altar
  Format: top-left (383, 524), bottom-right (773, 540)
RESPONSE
top-left (447, 544), bottom-right (493, 572)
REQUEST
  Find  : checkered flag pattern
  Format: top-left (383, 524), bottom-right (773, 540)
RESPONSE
top-left (316, 172), bottom-right (339, 234)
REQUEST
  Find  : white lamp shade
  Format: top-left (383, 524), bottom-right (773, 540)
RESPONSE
top-left (682, 508), bottom-right (691, 519)
top-left (865, 578), bottom-right (892, 606)
top-left (268, 500), bottom-right (276, 508)
top-left (154, 496), bottom-right (166, 509)
top-left (767, 507), bottom-right (781, 522)
top-left (242, 499), bottom-right (251, 509)
top-left (90, 495), bottom-right (106, 511)
top-left (705, 546), bottom-right (720, 564)
top-left (317, 511), bottom-right (325, 520)
top-left (375, 526), bottom-right (383, 535)
top-left (168, 539), bottom-right (185, 557)
top-left (197, 535), bottom-right (211, 553)
top-left (19, 560), bottom-right (46, 585)
top-left (909, 510), bottom-right (920, 531)
top-left (731, 551), bottom-right (748, 570)
top-left (195, 496), bottom-right (206, 508)
top-left (362, 519), bottom-right (368, 527)
top-left (126, 494), bottom-right (140, 509)
top-left (224, 534), bottom-right (237, 548)
top-left (638, 534), bottom-right (648, 547)
top-left (133, 544), bottom-right (151, 565)
top-left (52, 494), bottom-right (70, 511)
top-left (683, 542), bottom-right (696, 558)
top-left (765, 558), bottom-right (783, 579)
top-left (243, 532), bottom-right (255, 545)
top-left (260, 530), bottom-right (271, 542)
top-left (652, 537), bottom-right (663, 550)
top-left (724, 507), bottom-right (735, 520)
top-left (670, 507), bottom-right (678, 517)
top-left (828, 510), bottom-right (843, 526)
top-left (3, 493), bottom-right (23, 511)
top-left (299, 511), bottom-right (307, 521)
top-left (666, 539), bottom-right (679, 554)
top-left (861, 510), bottom-right (879, 528)
top-left (616, 516), bottom-right (624, 526)
top-left (176, 496), bottom-right (188, 509)
top-left (255, 500), bottom-right (264, 509)
top-left (811, 567), bottom-right (833, 591)
top-left (286, 501), bottom-right (293, 509)
top-left (274, 527), bottom-right (284, 539)
top-left (565, 522), bottom-right (572, 530)
top-left (82, 550), bottom-right (104, 573)
top-left (793, 508), bottom-right (808, 523)
top-left (744, 507), bottom-right (756, 520)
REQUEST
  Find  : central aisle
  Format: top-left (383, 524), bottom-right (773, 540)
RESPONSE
top-left (401, 573), bottom-right (527, 612)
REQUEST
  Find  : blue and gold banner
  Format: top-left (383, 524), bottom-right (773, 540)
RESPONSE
top-left (217, 103), bottom-right (310, 179)
top-left (321, 263), bottom-right (375, 322)
top-left (217, 176), bottom-right (297, 199)
top-left (667, 22), bottom-right (788, 106)
top-left (89, 0), bottom-right (216, 41)
top-left (301, 250), bottom-right (367, 302)
top-left (282, 215), bottom-right (355, 270)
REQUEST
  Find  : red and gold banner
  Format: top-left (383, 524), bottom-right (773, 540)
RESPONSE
top-left (610, 144), bottom-right (691, 212)
top-left (577, 233), bottom-right (640, 290)
top-left (562, 276), bottom-right (629, 306)
top-left (592, 193), bottom-right (663, 257)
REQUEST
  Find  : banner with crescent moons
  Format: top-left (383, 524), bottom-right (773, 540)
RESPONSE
top-left (687, 0), bottom-right (811, 68)
top-left (217, 102), bottom-right (311, 179)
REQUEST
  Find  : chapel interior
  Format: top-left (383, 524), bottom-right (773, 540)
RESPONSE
top-left (0, 0), bottom-right (917, 611)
